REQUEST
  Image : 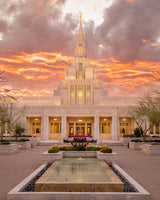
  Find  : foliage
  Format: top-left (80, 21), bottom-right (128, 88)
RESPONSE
top-left (123, 134), bottom-right (136, 138)
top-left (0, 140), bottom-right (10, 145)
top-left (131, 139), bottom-right (143, 142)
top-left (128, 90), bottom-right (160, 141)
top-left (48, 145), bottom-right (112, 153)
top-left (14, 123), bottom-right (25, 140)
top-left (100, 145), bottom-right (112, 153)
top-left (85, 145), bottom-right (101, 151)
top-left (133, 127), bottom-right (143, 137)
top-left (18, 138), bottom-right (29, 142)
top-left (48, 145), bottom-right (60, 153)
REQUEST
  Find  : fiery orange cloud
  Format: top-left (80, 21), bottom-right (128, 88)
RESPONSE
top-left (126, 0), bottom-right (133, 2)
top-left (142, 39), bottom-right (159, 47)
top-left (0, 51), bottom-right (159, 97)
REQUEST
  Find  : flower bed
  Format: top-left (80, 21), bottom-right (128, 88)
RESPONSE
top-left (48, 144), bottom-right (112, 153)
top-left (43, 145), bottom-right (116, 164)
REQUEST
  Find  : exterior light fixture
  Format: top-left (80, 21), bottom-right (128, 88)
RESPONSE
top-left (54, 119), bottom-right (57, 121)
top-left (123, 118), bottom-right (126, 121)
top-left (104, 119), bottom-right (107, 121)
top-left (78, 120), bottom-right (82, 122)
top-left (35, 119), bottom-right (38, 121)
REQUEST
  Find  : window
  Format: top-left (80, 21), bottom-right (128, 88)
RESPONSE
top-left (87, 123), bottom-right (92, 136)
top-left (78, 63), bottom-right (83, 79)
top-left (120, 123), bottom-right (128, 134)
top-left (70, 86), bottom-right (74, 100)
top-left (78, 86), bottom-right (83, 99)
top-left (99, 123), bottom-right (110, 134)
top-left (50, 123), bottom-right (61, 134)
top-left (87, 85), bottom-right (91, 99)
top-left (69, 123), bottom-right (74, 136)
top-left (32, 123), bottom-right (41, 134)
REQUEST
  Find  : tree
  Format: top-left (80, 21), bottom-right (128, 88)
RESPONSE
top-left (14, 123), bottom-right (25, 141)
top-left (0, 103), bottom-right (10, 142)
top-left (128, 90), bottom-right (160, 141)
top-left (0, 71), bottom-right (25, 142)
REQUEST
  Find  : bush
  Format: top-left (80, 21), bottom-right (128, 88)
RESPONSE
top-left (1, 140), bottom-right (10, 145)
top-left (100, 145), bottom-right (112, 153)
top-left (18, 138), bottom-right (29, 142)
top-left (85, 146), bottom-right (101, 151)
top-left (131, 139), bottom-right (143, 142)
top-left (134, 127), bottom-right (143, 137)
top-left (48, 145), bottom-right (112, 153)
top-left (123, 134), bottom-right (136, 138)
top-left (48, 145), bottom-right (60, 153)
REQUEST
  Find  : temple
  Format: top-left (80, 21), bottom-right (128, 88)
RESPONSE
top-left (14, 14), bottom-right (159, 142)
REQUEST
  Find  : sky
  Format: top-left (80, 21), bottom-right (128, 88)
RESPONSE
top-left (0, 0), bottom-right (160, 97)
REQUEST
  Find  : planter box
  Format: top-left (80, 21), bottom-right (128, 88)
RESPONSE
top-left (122, 137), bottom-right (140, 146)
top-left (97, 151), bottom-right (118, 164)
top-left (142, 144), bottom-right (160, 155)
top-left (42, 151), bottom-right (117, 164)
top-left (29, 137), bottom-right (40, 147)
top-left (16, 141), bottom-right (32, 150)
top-left (0, 144), bottom-right (19, 155)
top-left (42, 151), bottom-right (63, 164)
top-left (129, 142), bottom-right (144, 150)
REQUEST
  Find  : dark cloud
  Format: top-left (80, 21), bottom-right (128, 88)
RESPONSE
top-left (0, 0), bottom-right (77, 55)
top-left (1, 0), bottom-right (160, 63)
top-left (89, 0), bottom-right (160, 62)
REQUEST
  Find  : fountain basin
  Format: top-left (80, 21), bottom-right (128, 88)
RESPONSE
top-left (35, 158), bottom-right (123, 192)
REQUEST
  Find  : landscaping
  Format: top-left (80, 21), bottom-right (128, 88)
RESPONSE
top-left (48, 144), bottom-right (112, 153)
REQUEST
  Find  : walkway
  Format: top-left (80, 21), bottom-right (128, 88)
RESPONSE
top-left (0, 145), bottom-right (160, 200)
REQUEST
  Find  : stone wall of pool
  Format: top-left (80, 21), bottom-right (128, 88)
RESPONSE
top-left (7, 162), bottom-right (151, 200)
top-left (42, 151), bottom-right (118, 164)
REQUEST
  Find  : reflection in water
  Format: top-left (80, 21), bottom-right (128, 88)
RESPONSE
top-left (48, 158), bottom-right (111, 183)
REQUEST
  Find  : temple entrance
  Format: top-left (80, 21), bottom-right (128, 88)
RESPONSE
top-left (76, 123), bottom-right (85, 135)
top-left (67, 117), bottom-right (94, 137)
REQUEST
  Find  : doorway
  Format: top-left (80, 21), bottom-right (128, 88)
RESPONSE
top-left (76, 123), bottom-right (85, 135)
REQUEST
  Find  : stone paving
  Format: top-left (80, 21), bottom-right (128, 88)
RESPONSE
top-left (0, 145), bottom-right (160, 200)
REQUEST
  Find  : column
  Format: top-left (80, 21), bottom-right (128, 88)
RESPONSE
top-left (61, 115), bottom-right (66, 141)
top-left (111, 107), bottom-right (120, 141)
top-left (94, 115), bottom-right (99, 141)
top-left (42, 109), bottom-right (49, 140)
top-left (74, 122), bottom-right (76, 136)
top-left (85, 122), bottom-right (87, 136)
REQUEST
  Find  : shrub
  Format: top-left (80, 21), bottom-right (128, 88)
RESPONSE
top-left (1, 140), bottom-right (10, 145)
top-left (85, 145), bottom-right (101, 151)
top-left (134, 127), bottom-right (143, 137)
top-left (18, 138), bottom-right (29, 142)
top-left (131, 139), bottom-right (143, 142)
top-left (100, 145), bottom-right (112, 153)
top-left (48, 145), bottom-right (60, 153)
top-left (123, 134), bottom-right (136, 138)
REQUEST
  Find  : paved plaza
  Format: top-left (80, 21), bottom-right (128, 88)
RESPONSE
top-left (0, 145), bottom-right (160, 200)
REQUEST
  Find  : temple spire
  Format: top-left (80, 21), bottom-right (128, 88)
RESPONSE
top-left (74, 12), bottom-right (87, 57)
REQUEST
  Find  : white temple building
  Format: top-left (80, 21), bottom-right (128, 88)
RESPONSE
top-left (16, 14), bottom-right (159, 142)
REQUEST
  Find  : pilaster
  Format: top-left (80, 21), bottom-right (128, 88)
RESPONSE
top-left (111, 107), bottom-right (120, 141)
top-left (61, 115), bottom-right (66, 140)
top-left (94, 115), bottom-right (99, 141)
top-left (42, 110), bottom-right (49, 140)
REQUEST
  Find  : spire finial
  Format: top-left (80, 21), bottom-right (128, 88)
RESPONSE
top-left (79, 11), bottom-right (82, 22)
